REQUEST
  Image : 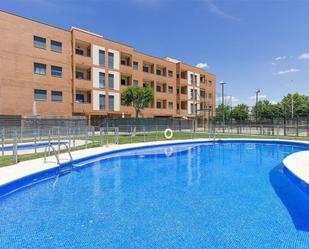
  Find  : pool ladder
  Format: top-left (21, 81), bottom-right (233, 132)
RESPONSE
top-left (44, 143), bottom-right (73, 166)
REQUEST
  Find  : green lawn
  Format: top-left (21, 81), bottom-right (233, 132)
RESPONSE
top-left (1, 131), bottom-right (308, 167)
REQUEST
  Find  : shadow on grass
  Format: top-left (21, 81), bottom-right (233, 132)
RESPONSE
top-left (269, 163), bottom-right (309, 232)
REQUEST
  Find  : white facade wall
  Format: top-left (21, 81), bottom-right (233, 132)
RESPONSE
top-left (108, 70), bottom-right (120, 90)
top-left (92, 68), bottom-right (105, 88)
top-left (108, 92), bottom-right (120, 112)
top-left (93, 90), bottom-right (106, 111)
top-left (92, 45), bottom-right (105, 66)
top-left (108, 49), bottom-right (120, 70)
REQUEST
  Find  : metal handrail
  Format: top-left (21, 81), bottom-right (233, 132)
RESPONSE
top-left (44, 143), bottom-right (73, 165)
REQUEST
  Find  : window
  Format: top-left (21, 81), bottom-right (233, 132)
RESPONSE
top-left (51, 91), bottom-right (62, 101)
top-left (156, 69), bottom-right (162, 76)
top-left (176, 88), bottom-right (180, 94)
top-left (109, 95), bottom-right (114, 111)
top-left (156, 85), bottom-right (162, 92)
top-left (209, 80), bottom-right (212, 87)
top-left (143, 66), bottom-right (149, 73)
top-left (133, 80), bottom-right (138, 86)
top-left (76, 71), bottom-right (84, 79)
top-left (168, 101), bottom-right (173, 109)
top-left (208, 93), bottom-right (212, 99)
top-left (34, 36), bottom-right (46, 49)
top-left (99, 50), bottom-right (105, 65)
top-left (76, 94), bottom-right (85, 103)
top-left (108, 74), bottom-right (114, 89)
top-left (99, 72), bottom-right (105, 88)
top-left (99, 94), bottom-right (105, 110)
top-left (200, 90), bottom-right (206, 99)
top-left (156, 101), bottom-right (162, 109)
top-left (168, 70), bottom-right (173, 78)
top-left (75, 48), bottom-right (84, 56)
top-left (34, 63), bottom-right (46, 75)
top-left (51, 40), bottom-right (62, 52)
top-left (51, 66), bottom-right (62, 77)
top-left (133, 61), bottom-right (138, 70)
top-left (108, 52), bottom-right (114, 68)
top-left (168, 86), bottom-right (173, 94)
top-left (34, 89), bottom-right (47, 100)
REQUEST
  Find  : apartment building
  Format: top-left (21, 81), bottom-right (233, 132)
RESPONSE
top-left (0, 10), bottom-right (216, 125)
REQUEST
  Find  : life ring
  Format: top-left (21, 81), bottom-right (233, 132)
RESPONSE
top-left (164, 128), bottom-right (173, 140)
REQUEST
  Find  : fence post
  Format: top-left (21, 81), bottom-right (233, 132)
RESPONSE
top-left (115, 127), bottom-right (119, 144)
top-left (34, 129), bottom-right (37, 154)
top-left (58, 127), bottom-right (60, 156)
top-left (85, 128), bottom-right (89, 149)
top-left (1, 128), bottom-right (4, 157)
top-left (13, 131), bottom-right (18, 164)
top-left (307, 116), bottom-right (309, 137)
top-left (100, 127), bottom-right (103, 146)
top-left (92, 126), bottom-right (95, 144)
top-left (68, 128), bottom-right (71, 152)
top-left (48, 129), bottom-right (51, 156)
top-left (143, 126), bottom-right (146, 142)
top-left (296, 117), bottom-right (299, 137)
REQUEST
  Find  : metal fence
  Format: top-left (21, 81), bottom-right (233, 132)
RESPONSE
top-left (2, 119), bottom-right (309, 165)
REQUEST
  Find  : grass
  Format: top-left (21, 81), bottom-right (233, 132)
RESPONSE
top-left (1, 131), bottom-right (309, 167)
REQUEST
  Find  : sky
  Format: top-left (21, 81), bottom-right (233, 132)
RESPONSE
top-left (2, 0), bottom-right (309, 107)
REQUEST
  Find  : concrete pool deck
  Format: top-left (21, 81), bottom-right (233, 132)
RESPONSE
top-left (0, 138), bottom-right (309, 189)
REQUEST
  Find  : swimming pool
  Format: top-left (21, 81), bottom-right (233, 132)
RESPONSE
top-left (0, 140), bottom-right (308, 248)
top-left (1, 141), bottom-right (67, 152)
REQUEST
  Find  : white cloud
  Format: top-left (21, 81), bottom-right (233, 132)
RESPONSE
top-left (248, 95), bottom-right (267, 100)
top-left (274, 56), bottom-right (287, 61)
top-left (269, 100), bottom-right (277, 104)
top-left (271, 62), bottom-right (278, 66)
top-left (275, 68), bottom-right (300, 75)
top-left (205, 0), bottom-right (240, 21)
top-left (298, 53), bottom-right (309, 60)
top-left (196, 62), bottom-right (209, 69)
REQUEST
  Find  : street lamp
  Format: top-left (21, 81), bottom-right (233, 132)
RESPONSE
top-left (255, 89), bottom-right (260, 122)
top-left (220, 80), bottom-right (227, 124)
top-left (291, 80), bottom-right (294, 119)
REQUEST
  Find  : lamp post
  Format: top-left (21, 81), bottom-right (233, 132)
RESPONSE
top-left (255, 89), bottom-right (260, 122)
top-left (220, 80), bottom-right (227, 125)
top-left (291, 80), bottom-right (294, 120)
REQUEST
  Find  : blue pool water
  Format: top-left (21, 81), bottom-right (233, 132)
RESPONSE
top-left (2, 141), bottom-right (67, 152)
top-left (0, 141), bottom-right (309, 248)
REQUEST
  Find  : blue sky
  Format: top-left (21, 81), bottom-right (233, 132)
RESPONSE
top-left (2, 0), bottom-right (309, 106)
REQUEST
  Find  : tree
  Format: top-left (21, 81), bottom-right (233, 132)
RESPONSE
top-left (121, 86), bottom-right (154, 118)
top-left (231, 104), bottom-right (249, 121)
top-left (216, 104), bottom-right (232, 122)
top-left (280, 93), bottom-right (309, 118)
top-left (252, 100), bottom-right (282, 121)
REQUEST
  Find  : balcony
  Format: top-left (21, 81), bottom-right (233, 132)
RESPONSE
top-left (75, 40), bottom-right (91, 57)
top-left (74, 102), bottom-right (92, 114)
top-left (120, 74), bottom-right (132, 88)
top-left (120, 52), bottom-right (132, 67)
top-left (75, 78), bottom-right (92, 90)
top-left (75, 53), bottom-right (92, 66)
top-left (75, 66), bottom-right (91, 78)
top-left (142, 62), bottom-right (154, 74)
top-left (155, 65), bottom-right (167, 78)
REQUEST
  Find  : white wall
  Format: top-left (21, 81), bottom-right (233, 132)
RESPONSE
top-left (108, 70), bottom-right (120, 90)
top-left (108, 92), bottom-right (120, 111)
top-left (108, 49), bottom-right (120, 70)
top-left (93, 90), bottom-right (106, 111)
top-left (92, 45), bottom-right (105, 66)
top-left (92, 68), bottom-right (105, 88)
top-left (187, 71), bottom-right (200, 87)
